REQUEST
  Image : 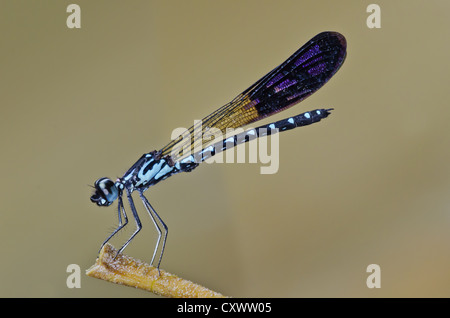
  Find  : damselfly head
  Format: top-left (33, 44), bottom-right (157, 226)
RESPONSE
top-left (90, 177), bottom-right (118, 206)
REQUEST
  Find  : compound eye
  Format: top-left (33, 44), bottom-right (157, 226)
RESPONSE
top-left (90, 177), bottom-right (118, 206)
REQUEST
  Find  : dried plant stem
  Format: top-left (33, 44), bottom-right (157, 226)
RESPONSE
top-left (86, 243), bottom-right (227, 298)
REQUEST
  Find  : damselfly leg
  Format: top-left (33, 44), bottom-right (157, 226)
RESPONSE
top-left (139, 190), bottom-right (168, 270)
top-left (114, 190), bottom-right (143, 257)
top-left (99, 187), bottom-right (167, 272)
top-left (99, 195), bottom-right (128, 253)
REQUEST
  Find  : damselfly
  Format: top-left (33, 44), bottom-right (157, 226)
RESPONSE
top-left (91, 31), bottom-right (347, 270)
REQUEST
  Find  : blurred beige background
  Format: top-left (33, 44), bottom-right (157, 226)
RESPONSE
top-left (1, 1), bottom-right (449, 297)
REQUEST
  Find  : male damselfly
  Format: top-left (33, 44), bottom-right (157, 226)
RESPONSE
top-left (90, 31), bottom-right (347, 270)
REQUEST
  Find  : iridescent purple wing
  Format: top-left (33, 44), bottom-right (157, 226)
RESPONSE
top-left (247, 31), bottom-right (346, 118)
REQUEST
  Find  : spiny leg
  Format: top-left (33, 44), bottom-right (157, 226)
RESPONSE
top-left (115, 189), bottom-right (142, 257)
top-left (138, 190), bottom-right (161, 266)
top-left (138, 190), bottom-right (168, 271)
top-left (99, 194), bottom-right (128, 253)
